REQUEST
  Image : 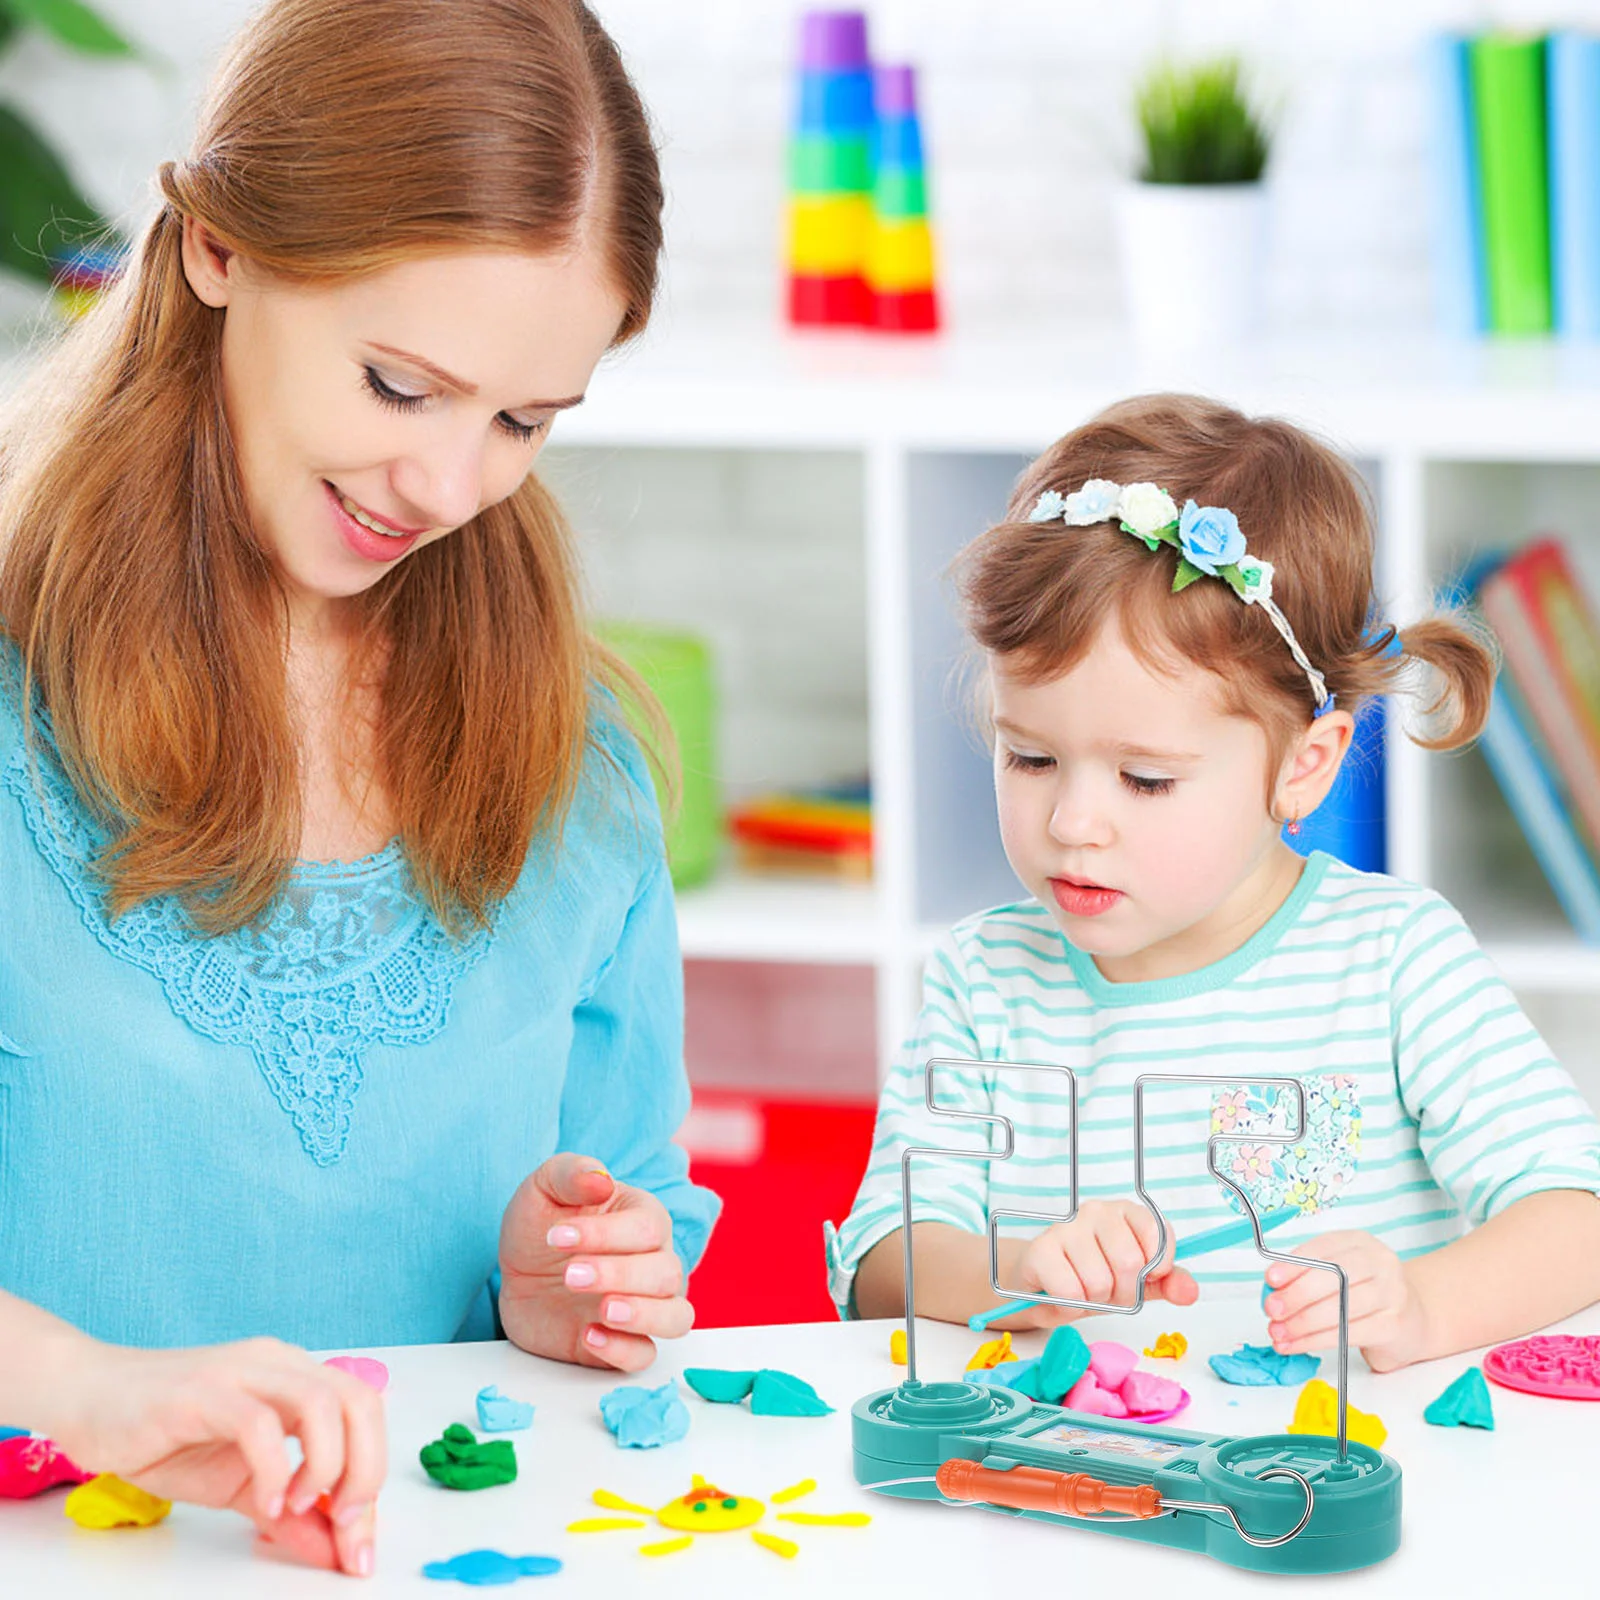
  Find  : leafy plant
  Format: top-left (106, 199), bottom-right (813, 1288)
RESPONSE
top-left (0, 0), bottom-right (140, 285)
top-left (1134, 57), bottom-right (1271, 186)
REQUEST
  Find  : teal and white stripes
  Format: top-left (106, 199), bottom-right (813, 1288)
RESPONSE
top-left (827, 853), bottom-right (1600, 1314)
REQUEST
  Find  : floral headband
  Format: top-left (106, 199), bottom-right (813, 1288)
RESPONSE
top-left (1027, 479), bottom-right (1333, 716)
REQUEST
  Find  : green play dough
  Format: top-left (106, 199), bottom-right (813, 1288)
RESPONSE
top-left (682, 1368), bottom-right (757, 1404)
top-left (749, 1370), bottom-right (833, 1416)
top-left (1423, 1366), bottom-right (1495, 1430)
top-left (1033, 1325), bottom-right (1092, 1404)
top-left (419, 1423), bottom-right (517, 1489)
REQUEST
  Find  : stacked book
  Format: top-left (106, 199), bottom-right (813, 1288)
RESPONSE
top-left (728, 787), bottom-right (872, 880)
top-left (1471, 539), bottom-right (1600, 941)
top-left (1429, 31), bottom-right (1600, 337)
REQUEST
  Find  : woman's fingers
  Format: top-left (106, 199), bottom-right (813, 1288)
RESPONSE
top-left (546, 1204), bottom-right (669, 1257)
top-left (561, 1247), bottom-right (684, 1301)
top-left (330, 1499), bottom-right (377, 1578)
top-left (283, 1382), bottom-right (347, 1515)
top-left (594, 1292), bottom-right (694, 1341)
top-left (577, 1323), bottom-right (660, 1373)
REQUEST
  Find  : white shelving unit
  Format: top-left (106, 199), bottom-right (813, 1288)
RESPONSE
top-left (553, 318), bottom-right (1600, 1090)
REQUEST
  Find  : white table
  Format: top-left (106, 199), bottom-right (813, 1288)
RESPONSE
top-left (5, 1299), bottom-right (1596, 1597)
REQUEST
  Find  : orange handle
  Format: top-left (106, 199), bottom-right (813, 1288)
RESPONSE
top-left (935, 1460), bottom-right (1163, 1520)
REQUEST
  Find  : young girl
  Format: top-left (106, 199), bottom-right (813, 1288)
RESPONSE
top-left (831, 394), bottom-right (1600, 1372)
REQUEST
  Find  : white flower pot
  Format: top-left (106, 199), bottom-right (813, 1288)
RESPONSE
top-left (1115, 181), bottom-right (1267, 351)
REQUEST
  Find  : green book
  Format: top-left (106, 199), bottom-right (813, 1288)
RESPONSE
top-left (1469, 34), bottom-right (1553, 334)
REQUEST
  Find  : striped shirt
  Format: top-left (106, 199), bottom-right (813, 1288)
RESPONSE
top-left (826, 851), bottom-right (1600, 1314)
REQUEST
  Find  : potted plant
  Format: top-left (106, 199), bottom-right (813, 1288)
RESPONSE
top-left (0, 0), bottom-right (140, 293)
top-left (1117, 57), bottom-right (1273, 350)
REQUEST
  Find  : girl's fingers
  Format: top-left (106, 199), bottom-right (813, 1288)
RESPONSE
top-left (1268, 1252), bottom-right (1375, 1323)
top-left (562, 1248), bottom-right (684, 1301)
top-left (1273, 1301), bottom-right (1397, 1355)
top-left (1100, 1217), bottom-right (1152, 1307)
top-left (1153, 1265), bottom-right (1200, 1305)
top-left (578, 1323), bottom-right (659, 1373)
top-left (596, 1293), bottom-right (694, 1340)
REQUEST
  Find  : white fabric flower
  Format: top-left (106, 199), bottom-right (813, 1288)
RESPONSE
top-left (1117, 482), bottom-right (1180, 537)
top-left (1062, 479), bottom-right (1122, 525)
top-left (1027, 490), bottom-right (1067, 523)
top-left (1237, 555), bottom-right (1275, 605)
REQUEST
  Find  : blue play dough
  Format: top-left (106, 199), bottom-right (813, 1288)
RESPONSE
top-left (422, 1550), bottom-right (563, 1584)
top-left (475, 1386), bottom-right (535, 1433)
top-left (965, 1326), bottom-right (1091, 1406)
top-left (1209, 1343), bottom-right (1320, 1387)
top-left (599, 1380), bottom-right (690, 1448)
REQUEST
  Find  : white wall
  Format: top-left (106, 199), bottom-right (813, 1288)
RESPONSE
top-left (5, 0), bottom-right (1600, 333)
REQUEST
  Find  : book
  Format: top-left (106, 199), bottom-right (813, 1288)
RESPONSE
top-left (1546, 32), bottom-right (1600, 338)
top-left (1425, 33), bottom-right (1487, 337)
top-left (1479, 541), bottom-right (1600, 858)
top-left (1478, 678), bottom-right (1600, 941)
top-left (1469, 34), bottom-right (1553, 334)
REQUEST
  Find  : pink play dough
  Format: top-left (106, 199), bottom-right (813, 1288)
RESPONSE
top-left (323, 1356), bottom-right (389, 1394)
top-left (1064, 1372), bottom-right (1129, 1417)
top-left (1121, 1370), bottom-right (1184, 1416)
top-left (1086, 1340), bottom-right (1139, 1390)
top-left (0, 1436), bottom-right (91, 1499)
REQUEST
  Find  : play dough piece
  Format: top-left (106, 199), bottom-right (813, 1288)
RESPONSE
top-left (640, 1536), bottom-right (693, 1558)
top-left (770, 1478), bottom-right (816, 1504)
top-left (567, 1518), bottom-right (647, 1533)
top-left (63, 1474), bottom-right (172, 1529)
top-left (420, 1424), bottom-right (517, 1489)
top-left (422, 1550), bottom-right (563, 1584)
top-left (1086, 1340), bottom-right (1139, 1391)
top-left (1143, 1332), bottom-right (1188, 1361)
top-left (967, 1331), bottom-right (1018, 1371)
top-left (1121, 1370), bottom-right (1186, 1417)
top-left (682, 1368), bottom-right (758, 1404)
top-left (777, 1512), bottom-right (872, 1527)
top-left (0, 1435), bottom-right (90, 1499)
top-left (599, 1381), bottom-right (690, 1448)
top-left (1209, 1343), bottom-right (1320, 1387)
top-left (1034, 1324), bottom-right (1093, 1402)
top-left (752, 1531), bottom-right (799, 1559)
top-left (1286, 1379), bottom-right (1387, 1449)
top-left (889, 1329), bottom-right (907, 1364)
top-left (323, 1355), bottom-right (389, 1393)
top-left (1425, 1367), bottom-right (1496, 1429)
top-left (476, 1386), bottom-right (535, 1433)
top-left (1484, 1334), bottom-right (1600, 1399)
top-left (1063, 1372), bottom-right (1129, 1418)
top-left (750, 1370), bottom-right (833, 1416)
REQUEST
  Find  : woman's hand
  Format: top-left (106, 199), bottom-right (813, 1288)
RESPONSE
top-left (45, 1335), bottom-right (384, 1576)
top-left (1264, 1230), bottom-right (1431, 1372)
top-left (1012, 1199), bottom-right (1199, 1325)
top-left (497, 1151), bottom-right (693, 1372)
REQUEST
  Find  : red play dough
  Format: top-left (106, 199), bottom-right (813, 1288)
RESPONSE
top-left (0, 1436), bottom-right (91, 1499)
top-left (1484, 1335), bottom-right (1600, 1400)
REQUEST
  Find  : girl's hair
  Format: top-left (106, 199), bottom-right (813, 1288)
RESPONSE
top-left (955, 393), bottom-right (1495, 803)
top-left (0, 0), bottom-right (665, 936)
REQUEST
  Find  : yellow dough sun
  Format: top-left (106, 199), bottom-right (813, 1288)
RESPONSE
top-left (568, 1474), bottom-right (869, 1559)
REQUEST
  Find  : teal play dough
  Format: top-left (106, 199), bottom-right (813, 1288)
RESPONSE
top-left (968, 1327), bottom-right (1091, 1405)
top-left (682, 1368), bottom-right (757, 1404)
top-left (1424, 1366), bottom-right (1495, 1430)
top-left (749, 1370), bottom-right (833, 1416)
top-left (1209, 1343), bottom-right (1320, 1387)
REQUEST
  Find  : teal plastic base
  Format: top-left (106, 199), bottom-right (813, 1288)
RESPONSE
top-left (852, 1381), bottom-right (1401, 1575)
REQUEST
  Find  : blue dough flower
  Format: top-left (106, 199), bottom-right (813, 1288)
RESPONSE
top-left (421, 1549), bottom-right (562, 1584)
top-left (1178, 500), bottom-right (1246, 575)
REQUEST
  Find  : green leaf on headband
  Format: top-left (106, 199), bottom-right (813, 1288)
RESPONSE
top-left (1172, 558), bottom-right (1206, 592)
top-left (1218, 563), bottom-right (1247, 598)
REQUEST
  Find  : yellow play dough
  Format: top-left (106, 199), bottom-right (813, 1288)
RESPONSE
top-left (968, 1331), bottom-right (1019, 1370)
top-left (1143, 1332), bottom-right (1188, 1361)
top-left (1286, 1378), bottom-right (1387, 1450)
top-left (889, 1329), bottom-right (907, 1364)
top-left (656, 1482), bottom-right (765, 1533)
top-left (63, 1475), bottom-right (172, 1530)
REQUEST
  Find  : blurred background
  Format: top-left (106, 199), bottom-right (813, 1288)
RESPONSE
top-left (5, 0), bottom-right (1600, 1325)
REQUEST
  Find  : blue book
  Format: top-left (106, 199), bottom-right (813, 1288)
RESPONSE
top-left (1425, 33), bottom-right (1488, 336)
top-left (1547, 32), bottom-right (1600, 338)
top-left (1479, 677), bottom-right (1600, 942)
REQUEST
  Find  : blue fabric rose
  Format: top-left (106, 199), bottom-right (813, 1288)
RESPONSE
top-left (1178, 499), bottom-right (1246, 575)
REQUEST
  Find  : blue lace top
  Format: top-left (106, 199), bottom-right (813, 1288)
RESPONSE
top-left (0, 642), bottom-right (718, 1350)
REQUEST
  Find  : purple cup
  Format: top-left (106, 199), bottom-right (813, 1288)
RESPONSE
top-left (799, 10), bottom-right (869, 72)
top-left (874, 64), bottom-right (919, 119)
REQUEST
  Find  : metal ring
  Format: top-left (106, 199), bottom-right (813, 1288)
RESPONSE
top-left (1165, 1466), bottom-right (1315, 1549)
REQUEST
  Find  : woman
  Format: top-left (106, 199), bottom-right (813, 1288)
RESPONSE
top-left (0, 0), bottom-right (715, 1576)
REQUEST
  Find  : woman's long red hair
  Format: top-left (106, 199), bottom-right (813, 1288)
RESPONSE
top-left (0, 0), bottom-right (664, 936)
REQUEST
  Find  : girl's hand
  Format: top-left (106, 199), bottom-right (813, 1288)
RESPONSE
top-left (1264, 1230), bottom-right (1431, 1372)
top-left (498, 1151), bottom-right (693, 1373)
top-left (46, 1336), bottom-right (384, 1576)
top-left (1013, 1200), bottom-right (1199, 1325)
